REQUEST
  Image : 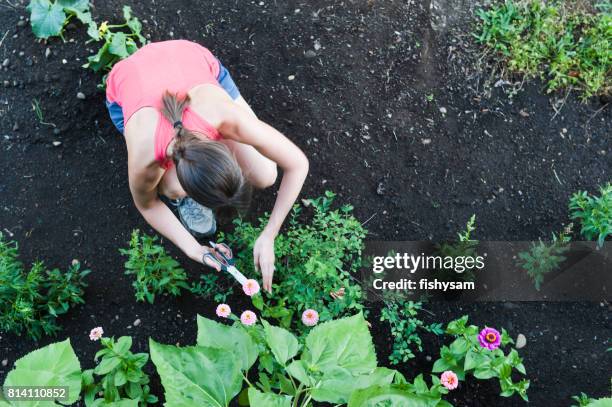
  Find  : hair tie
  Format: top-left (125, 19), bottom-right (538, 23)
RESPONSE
top-left (173, 120), bottom-right (183, 129)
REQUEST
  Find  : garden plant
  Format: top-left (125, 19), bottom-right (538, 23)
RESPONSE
top-left (0, 233), bottom-right (90, 340)
top-left (475, 0), bottom-right (611, 99)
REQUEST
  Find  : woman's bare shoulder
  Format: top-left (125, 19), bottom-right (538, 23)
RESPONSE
top-left (124, 108), bottom-right (162, 180)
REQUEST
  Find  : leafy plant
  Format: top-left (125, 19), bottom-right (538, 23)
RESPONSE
top-left (151, 313), bottom-right (454, 407)
top-left (119, 229), bottom-right (190, 304)
top-left (84, 6), bottom-right (146, 82)
top-left (475, 0), bottom-right (611, 99)
top-left (27, 0), bottom-right (98, 40)
top-left (573, 392), bottom-right (596, 407)
top-left (190, 272), bottom-right (234, 303)
top-left (380, 300), bottom-right (443, 365)
top-left (1, 339), bottom-right (82, 406)
top-left (432, 316), bottom-right (530, 401)
top-left (82, 336), bottom-right (157, 406)
top-left (221, 191), bottom-right (367, 333)
top-left (569, 184), bottom-right (612, 247)
top-left (434, 214), bottom-right (480, 282)
top-left (0, 234), bottom-right (90, 340)
top-left (517, 226), bottom-right (572, 290)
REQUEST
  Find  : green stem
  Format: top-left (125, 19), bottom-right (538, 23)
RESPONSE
top-left (242, 373), bottom-right (253, 388)
top-left (292, 384), bottom-right (304, 407)
top-left (300, 393), bottom-right (313, 407)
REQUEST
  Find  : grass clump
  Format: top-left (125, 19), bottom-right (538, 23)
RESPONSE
top-left (475, 0), bottom-right (611, 99)
top-left (0, 233), bottom-right (90, 340)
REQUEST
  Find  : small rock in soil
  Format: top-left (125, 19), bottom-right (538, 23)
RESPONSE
top-left (45, 48), bottom-right (51, 58)
top-left (76, 92), bottom-right (86, 100)
top-left (421, 138), bottom-right (431, 145)
top-left (133, 318), bottom-right (141, 326)
top-left (288, 75), bottom-right (295, 81)
top-left (516, 333), bottom-right (527, 349)
top-left (17, 20), bottom-right (25, 27)
top-left (52, 141), bottom-right (62, 147)
top-left (305, 50), bottom-right (317, 58)
top-left (376, 182), bottom-right (385, 195)
top-left (2, 58), bottom-right (9, 67)
top-left (439, 107), bottom-right (447, 114)
top-left (12, 122), bottom-right (19, 131)
top-left (1, 359), bottom-right (7, 367)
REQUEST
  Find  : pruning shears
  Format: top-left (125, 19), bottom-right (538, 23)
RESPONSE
top-left (203, 241), bottom-right (248, 285)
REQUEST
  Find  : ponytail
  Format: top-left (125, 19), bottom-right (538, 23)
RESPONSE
top-left (159, 90), bottom-right (252, 212)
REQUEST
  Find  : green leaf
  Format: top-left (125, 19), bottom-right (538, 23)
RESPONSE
top-left (149, 339), bottom-right (242, 407)
top-left (464, 348), bottom-right (487, 371)
top-left (247, 388), bottom-right (292, 407)
top-left (109, 32), bottom-right (130, 58)
top-left (27, 0), bottom-right (66, 39)
top-left (94, 355), bottom-right (121, 375)
top-left (312, 367), bottom-right (397, 404)
top-left (302, 313), bottom-right (376, 376)
top-left (3, 339), bottom-right (81, 406)
top-left (347, 385), bottom-right (433, 407)
top-left (586, 397), bottom-right (612, 407)
top-left (196, 315), bottom-right (258, 371)
top-left (114, 336), bottom-right (132, 356)
top-left (286, 360), bottom-right (313, 386)
top-left (261, 319), bottom-right (299, 366)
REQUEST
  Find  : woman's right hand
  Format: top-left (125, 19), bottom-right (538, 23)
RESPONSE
top-left (189, 245), bottom-right (221, 271)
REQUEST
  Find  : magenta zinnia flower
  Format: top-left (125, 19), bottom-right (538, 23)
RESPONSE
top-left (301, 309), bottom-right (319, 327)
top-left (89, 327), bottom-right (104, 341)
top-left (440, 370), bottom-right (458, 390)
top-left (216, 304), bottom-right (231, 318)
top-left (478, 327), bottom-right (501, 350)
top-left (242, 279), bottom-right (260, 296)
top-left (240, 310), bottom-right (257, 326)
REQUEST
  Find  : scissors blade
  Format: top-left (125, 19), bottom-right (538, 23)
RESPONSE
top-left (226, 265), bottom-right (248, 285)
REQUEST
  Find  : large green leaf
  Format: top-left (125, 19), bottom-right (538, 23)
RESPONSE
top-left (149, 339), bottom-right (242, 407)
top-left (109, 32), bottom-right (130, 58)
top-left (302, 313), bottom-right (376, 376)
top-left (196, 315), bottom-right (258, 371)
top-left (3, 339), bottom-right (81, 406)
top-left (247, 388), bottom-right (292, 407)
top-left (261, 319), bottom-right (299, 366)
top-left (58, 0), bottom-right (98, 40)
top-left (347, 385), bottom-right (433, 407)
top-left (311, 367), bottom-right (397, 404)
top-left (587, 399), bottom-right (612, 407)
top-left (27, 0), bottom-right (66, 39)
top-left (312, 367), bottom-right (395, 404)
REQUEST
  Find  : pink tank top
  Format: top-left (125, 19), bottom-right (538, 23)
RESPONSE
top-left (106, 40), bottom-right (223, 168)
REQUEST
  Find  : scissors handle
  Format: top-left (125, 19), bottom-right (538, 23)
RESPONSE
top-left (209, 241), bottom-right (234, 263)
top-left (202, 252), bottom-right (227, 271)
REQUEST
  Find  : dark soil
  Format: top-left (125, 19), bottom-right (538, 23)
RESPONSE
top-left (0, 0), bottom-right (610, 406)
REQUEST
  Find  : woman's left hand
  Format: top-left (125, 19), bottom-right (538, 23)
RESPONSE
top-left (253, 231), bottom-right (275, 293)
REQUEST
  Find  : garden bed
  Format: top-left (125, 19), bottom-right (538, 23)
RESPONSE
top-left (0, 0), bottom-right (610, 405)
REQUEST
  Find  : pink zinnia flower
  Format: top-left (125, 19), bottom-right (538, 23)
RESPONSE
top-left (440, 371), bottom-right (458, 390)
top-left (89, 327), bottom-right (104, 341)
top-left (240, 310), bottom-right (257, 326)
top-left (478, 327), bottom-right (501, 350)
top-left (242, 279), bottom-right (260, 296)
top-left (301, 309), bottom-right (319, 327)
top-left (216, 304), bottom-right (231, 318)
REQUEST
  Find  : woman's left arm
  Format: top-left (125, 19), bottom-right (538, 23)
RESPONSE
top-left (218, 102), bottom-right (309, 292)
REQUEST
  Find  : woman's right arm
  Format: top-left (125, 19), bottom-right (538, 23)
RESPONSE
top-left (126, 154), bottom-right (213, 266)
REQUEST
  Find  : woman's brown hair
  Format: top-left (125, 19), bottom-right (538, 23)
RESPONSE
top-left (161, 91), bottom-right (251, 211)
